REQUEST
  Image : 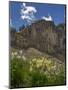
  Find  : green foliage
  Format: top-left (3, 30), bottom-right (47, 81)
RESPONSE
top-left (10, 27), bottom-right (16, 33)
top-left (57, 23), bottom-right (65, 30)
top-left (31, 70), bottom-right (48, 87)
top-left (10, 57), bottom-right (32, 88)
top-left (10, 56), bottom-right (65, 88)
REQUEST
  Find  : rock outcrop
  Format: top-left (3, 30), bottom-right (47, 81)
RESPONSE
top-left (10, 20), bottom-right (66, 61)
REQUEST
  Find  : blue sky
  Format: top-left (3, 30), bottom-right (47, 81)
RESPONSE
top-left (9, 1), bottom-right (66, 31)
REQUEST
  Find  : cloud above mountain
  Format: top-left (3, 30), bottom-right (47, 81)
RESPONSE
top-left (21, 3), bottom-right (37, 25)
top-left (20, 3), bottom-right (53, 26)
top-left (42, 15), bottom-right (53, 21)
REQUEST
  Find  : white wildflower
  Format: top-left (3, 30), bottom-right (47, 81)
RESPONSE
top-left (14, 52), bottom-right (18, 56)
top-left (22, 55), bottom-right (26, 60)
top-left (17, 55), bottom-right (21, 59)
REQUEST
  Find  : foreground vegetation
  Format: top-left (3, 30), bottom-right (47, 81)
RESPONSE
top-left (10, 53), bottom-right (65, 88)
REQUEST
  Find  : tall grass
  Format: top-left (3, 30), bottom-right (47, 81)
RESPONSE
top-left (10, 56), bottom-right (65, 88)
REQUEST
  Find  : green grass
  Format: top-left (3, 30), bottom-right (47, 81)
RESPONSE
top-left (10, 56), bottom-right (65, 88)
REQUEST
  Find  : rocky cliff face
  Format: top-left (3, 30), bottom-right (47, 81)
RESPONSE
top-left (10, 20), bottom-right (66, 61)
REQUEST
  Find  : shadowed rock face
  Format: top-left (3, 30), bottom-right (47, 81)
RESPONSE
top-left (10, 20), bottom-right (66, 61)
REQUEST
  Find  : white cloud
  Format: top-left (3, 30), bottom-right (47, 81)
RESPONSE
top-left (21, 3), bottom-right (37, 25)
top-left (42, 14), bottom-right (53, 21)
top-left (22, 3), bottom-right (26, 7)
top-left (21, 15), bottom-right (32, 20)
top-left (21, 6), bottom-right (37, 15)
